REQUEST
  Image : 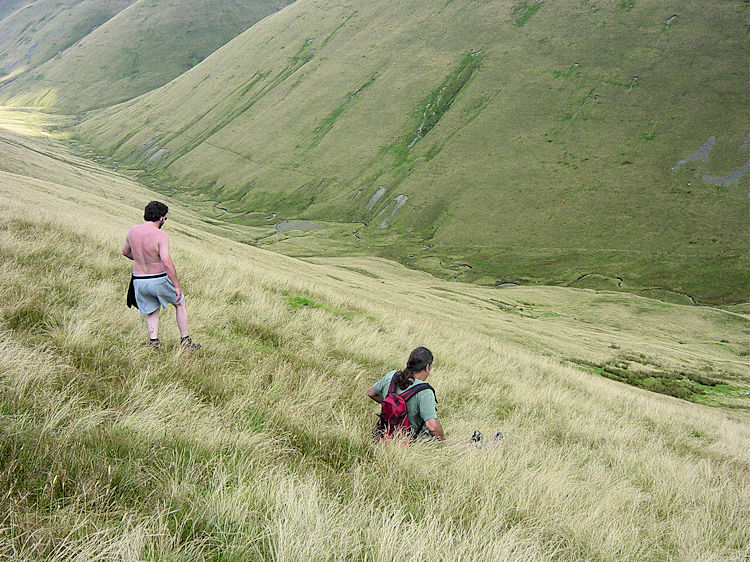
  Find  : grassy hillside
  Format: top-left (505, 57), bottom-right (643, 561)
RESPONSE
top-left (0, 0), bottom-right (291, 111)
top-left (1, 109), bottom-right (749, 559)
top-left (68, 0), bottom-right (750, 305)
top-left (0, 1), bottom-right (31, 21)
top-left (0, 0), bottom-right (136, 83)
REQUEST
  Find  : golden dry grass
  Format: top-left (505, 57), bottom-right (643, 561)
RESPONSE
top-left (0, 110), bottom-right (748, 559)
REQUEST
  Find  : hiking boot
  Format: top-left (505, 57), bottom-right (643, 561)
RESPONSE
top-left (148, 338), bottom-right (160, 350)
top-left (180, 335), bottom-right (201, 350)
top-left (471, 430), bottom-right (483, 443)
top-left (485, 431), bottom-right (504, 449)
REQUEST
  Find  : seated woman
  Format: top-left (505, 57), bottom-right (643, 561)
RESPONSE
top-left (367, 346), bottom-right (445, 441)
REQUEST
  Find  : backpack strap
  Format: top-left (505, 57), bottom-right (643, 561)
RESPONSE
top-left (401, 383), bottom-right (437, 437)
top-left (387, 374), bottom-right (437, 403)
top-left (399, 382), bottom-right (436, 403)
top-left (381, 375), bottom-right (438, 439)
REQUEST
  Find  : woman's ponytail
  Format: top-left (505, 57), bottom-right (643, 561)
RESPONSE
top-left (393, 368), bottom-right (414, 390)
top-left (393, 346), bottom-right (433, 391)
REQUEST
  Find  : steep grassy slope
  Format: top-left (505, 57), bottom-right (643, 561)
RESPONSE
top-left (0, 0), bottom-right (38, 21)
top-left (1, 111), bottom-right (749, 559)
top-left (72, 0), bottom-right (749, 305)
top-left (0, 0), bottom-right (291, 111)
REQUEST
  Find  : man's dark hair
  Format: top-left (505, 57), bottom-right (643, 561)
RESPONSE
top-left (144, 201), bottom-right (168, 222)
top-left (393, 347), bottom-right (433, 391)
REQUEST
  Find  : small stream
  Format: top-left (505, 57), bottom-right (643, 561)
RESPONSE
top-left (573, 273), bottom-right (624, 288)
top-left (448, 263), bottom-right (472, 282)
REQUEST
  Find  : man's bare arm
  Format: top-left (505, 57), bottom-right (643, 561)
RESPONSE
top-left (424, 418), bottom-right (445, 440)
top-left (122, 237), bottom-right (133, 260)
top-left (366, 386), bottom-right (383, 404)
top-left (158, 234), bottom-right (182, 300)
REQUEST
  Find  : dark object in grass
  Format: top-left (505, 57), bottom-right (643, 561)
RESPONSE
top-left (180, 335), bottom-right (201, 350)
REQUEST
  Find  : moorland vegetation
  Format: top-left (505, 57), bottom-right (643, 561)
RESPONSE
top-left (0, 108), bottom-right (748, 560)
top-left (0, 0), bottom-right (748, 557)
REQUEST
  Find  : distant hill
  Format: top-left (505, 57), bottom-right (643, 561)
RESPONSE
top-left (4, 0), bottom-right (747, 304)
top-left (0, 0), bottom-right (41, 21)
top-left (0, 0), bottom-right (292, 111)
top-left (0, 0), bottom-right (136, 85)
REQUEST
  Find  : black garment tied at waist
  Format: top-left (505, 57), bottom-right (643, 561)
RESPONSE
top-left (127, 272), bottom-right (167, 308)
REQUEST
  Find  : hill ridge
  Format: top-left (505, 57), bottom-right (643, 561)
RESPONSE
top-left (0, 0), bottom-right (292, 111)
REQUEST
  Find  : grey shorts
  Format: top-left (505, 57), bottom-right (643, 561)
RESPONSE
top-left (132, 272), bottom-right (184, 315)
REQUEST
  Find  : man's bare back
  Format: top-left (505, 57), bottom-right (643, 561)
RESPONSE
top-left (125, 222), bottom-right (169, 275)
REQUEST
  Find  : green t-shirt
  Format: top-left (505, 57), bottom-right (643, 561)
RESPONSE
top-left (373, 370), bottom-right (438, 437)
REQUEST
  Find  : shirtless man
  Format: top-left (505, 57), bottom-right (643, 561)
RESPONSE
top-left (123, 201), bottom-right (199, 350)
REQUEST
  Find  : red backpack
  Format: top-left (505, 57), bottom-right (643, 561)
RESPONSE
top-left (375, 375), bottom-right (435, 440)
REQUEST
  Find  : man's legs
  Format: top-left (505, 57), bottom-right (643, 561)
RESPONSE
top-left (146, 309), bottom-right (160, 339)
top-left (175, 301), bottom-right (200, 349)
top-left (143, 300), bottom-right (197, 349)
top-left (146, 309), bottom-right (160, 348)
top-left (175, 301), bottom-right (188, 338)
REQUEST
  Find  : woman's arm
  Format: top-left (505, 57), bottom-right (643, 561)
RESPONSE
top-left (424, 418), bottom-right (445, 440)
top-left (366, 386), bottom-right (383, 403)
